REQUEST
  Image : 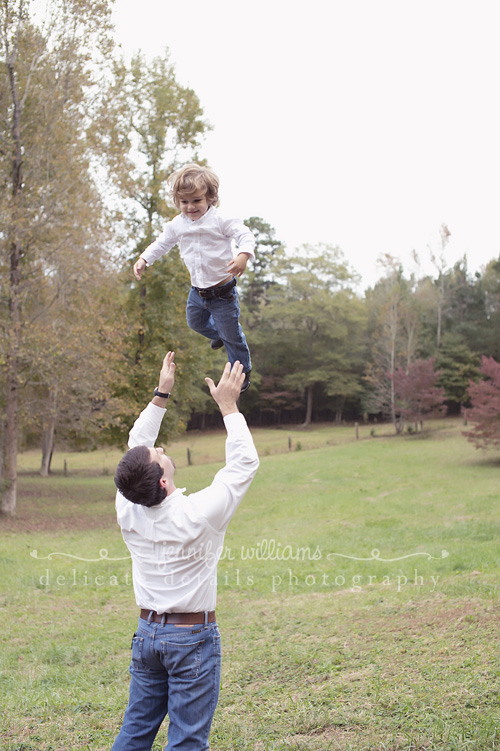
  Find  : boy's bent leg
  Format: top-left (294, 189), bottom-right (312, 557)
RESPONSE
top-left (209, 291), bottom-right (252, 372)
top-left (166, 623), bottom-right (222, 751)
top-left (112, 631), bottom-right (169, 751)
top-left (186, 288), bottom-right (220, 341)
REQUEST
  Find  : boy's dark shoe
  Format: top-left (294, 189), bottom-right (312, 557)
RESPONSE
top-left (211, 338), bottom-right (224, 350)
top-left (240, 371), bottom-right (251, 393)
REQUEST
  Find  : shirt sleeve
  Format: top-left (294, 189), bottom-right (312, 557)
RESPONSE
top-left (128, 402), bottom-right (167, 449)
top-left (141, 217), bottom-right (181, 266)
top-left (115, 402), bottom-right (167, 521)
top-left (219, 216), bottom-right (256, 260)
top-left (188, 412), bottom-right (260, 531)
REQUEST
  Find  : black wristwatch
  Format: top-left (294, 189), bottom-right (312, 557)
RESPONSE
top-left (153, 388), bottom-right (171, 399)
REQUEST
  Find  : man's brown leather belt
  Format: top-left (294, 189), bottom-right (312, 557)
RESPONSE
top-left (140, 609), bottom-right (216, 624)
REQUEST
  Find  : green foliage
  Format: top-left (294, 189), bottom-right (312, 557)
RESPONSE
top-left (238, 217), bottom-right (283, 317)
top-left (109, 251), bottom-right (214, 445)
top-left (92, 49), bottom-right (210, 241)
top-left (250, 244), bottom-right (367, 425)
top-left (0, 0), bottom-right (119, 503)
top-left (3, 1), bottom-right (500, 496)
top-left (435, 334), bottom-right (481, 407)
top-left (363, 262), bottom-right (418, 426)
top-left (481, 255), bottom-right (500, 360)
top-left (91, 48), bottom-right (213, 445)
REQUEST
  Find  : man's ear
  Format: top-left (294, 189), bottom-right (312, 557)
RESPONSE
top-left (159, 476), bottom-right (168, 490)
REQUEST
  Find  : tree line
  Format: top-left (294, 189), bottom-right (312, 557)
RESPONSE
top-left (1, 0), bottom-right (499, 515)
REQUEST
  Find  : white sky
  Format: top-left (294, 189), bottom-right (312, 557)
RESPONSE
top-left (112, 0), bottom-right (500, 290)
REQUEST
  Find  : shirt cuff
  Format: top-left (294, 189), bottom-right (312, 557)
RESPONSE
top-left (148, 401), bottom-right (167, 414)
top-left (238, 245), bottom-right (255, 260)
top-left (223, 412), bottom-right (247, 433)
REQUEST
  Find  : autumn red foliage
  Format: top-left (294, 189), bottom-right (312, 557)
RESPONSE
top-left (392, 358), bottom-right (447, 427)
top-left (465, 356), bottom-right (500, 449)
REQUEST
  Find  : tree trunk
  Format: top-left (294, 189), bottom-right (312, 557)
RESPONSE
top-left (436, 294), bottom-right (442, 349)
top-left (2, 334), bottom-right (19, 515)
top-left (3, 249), bottom-right (21, 513)
top-left (2, 56), bottom-right (23, 516)
top-left (335, 396), bottom-right (345, 424)
top-left (40, 389), bottom-right (58, 476)
top-left (435, 226), bottom-right (450, 349)
top-left (302, 384), bottom-right (313, 428)
top-left (40, 421), bottom-right (56, 477)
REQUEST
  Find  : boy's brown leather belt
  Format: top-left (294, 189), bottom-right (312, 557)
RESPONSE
top-left (194, 278), bottom-right (236, 299)
top-left (140, 609), bottom-right (216, 624)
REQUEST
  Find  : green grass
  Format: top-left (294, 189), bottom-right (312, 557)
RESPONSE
top-left (2, 418), bottom-right (500, 750)
top-left (16, 415), bottom-right (419, 474)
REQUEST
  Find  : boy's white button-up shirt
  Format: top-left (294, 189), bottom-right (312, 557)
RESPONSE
top-left (140, 206), bottom-right (256, 288)
top-left (115, 402), bottom-right (259, 614)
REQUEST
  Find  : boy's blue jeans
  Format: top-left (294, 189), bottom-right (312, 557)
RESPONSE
top-left (111, 618), bottom-right (221, 751)
top-left (186, 282), bottom-right (252, 373)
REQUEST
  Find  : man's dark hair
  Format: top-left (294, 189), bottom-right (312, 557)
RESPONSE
top-left (114, 445), bottom-right (167, 507)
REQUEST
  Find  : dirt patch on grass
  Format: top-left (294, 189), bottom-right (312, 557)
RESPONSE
top-left (0, 497), bottom-right (116, 533)
top-left (1, 476), bottom-right (117, 533)
top-left (285, 724), bottom-right (360, 748)
top-left (0, 511), bottom-right (116, 533)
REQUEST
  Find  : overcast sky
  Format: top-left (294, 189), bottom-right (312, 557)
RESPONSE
top-left (112, 0), bottom-right (500, 290)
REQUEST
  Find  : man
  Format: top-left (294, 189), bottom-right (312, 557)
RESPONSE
top-left (112, 352), bottom-right (259, 751)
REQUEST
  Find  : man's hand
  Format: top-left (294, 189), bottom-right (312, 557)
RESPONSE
top-left (227, 252), bottom-right (249, 278)
top-left (133, 257), bottom-right (147, 281)
top-left (152, 351), bottom-right (176, 406)
top-left (205, 361), bottom-right (244, 417)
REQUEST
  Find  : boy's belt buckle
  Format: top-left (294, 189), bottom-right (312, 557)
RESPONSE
top-left (197, 288), bottom-right (212, 299)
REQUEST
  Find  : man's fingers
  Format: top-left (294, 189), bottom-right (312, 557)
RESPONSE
top-left (207, 362), bottom-right (243, 396)
top-left (229, 361), bottom-right (244, 383)
top-left (219, 362), bottom-right (232, 382)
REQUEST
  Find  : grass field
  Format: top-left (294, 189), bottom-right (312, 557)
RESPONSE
top-left (1, 418), bottom-right (499, 750)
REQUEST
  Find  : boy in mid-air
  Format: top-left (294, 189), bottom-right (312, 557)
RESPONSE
top-left (133, 164), bottom-right (255, 392)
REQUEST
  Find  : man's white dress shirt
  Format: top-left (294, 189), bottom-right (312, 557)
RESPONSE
top-left (140, 206), bottom-right (256, 289)
top-left (116, 403), bottom-right (259, 614)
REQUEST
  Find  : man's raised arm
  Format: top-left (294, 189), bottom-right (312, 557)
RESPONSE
top-left (205, 360), bottom-right (244, 418)
top-left (128, 351), bottom-right (176, 449)
top-left (195, 361), bottom-right (259, 530)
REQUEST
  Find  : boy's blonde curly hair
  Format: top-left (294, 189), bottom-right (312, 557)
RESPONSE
top-left (169, 164), bottom-right (219, 208)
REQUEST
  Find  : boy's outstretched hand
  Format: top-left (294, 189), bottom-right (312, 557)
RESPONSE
top-left (205, 361), bottom-right (244, 417)
top-left (227, 252), bottom-right (249, 278)
top-left (133, 258), bottom-right (147, 281)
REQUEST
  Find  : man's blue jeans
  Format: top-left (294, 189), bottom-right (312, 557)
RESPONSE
top-left (186, 283), bottom-right (251, 373)
top-left (111, 618), bottom-right (221, 751)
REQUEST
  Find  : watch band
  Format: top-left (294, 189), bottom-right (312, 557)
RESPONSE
top-left (153, 388), bottom-right (171, 399)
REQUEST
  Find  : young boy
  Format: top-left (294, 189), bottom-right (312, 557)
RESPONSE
top-left (133, 164), bottom-right (255, 392)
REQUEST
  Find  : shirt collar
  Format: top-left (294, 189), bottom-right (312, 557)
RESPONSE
top-left (159, 487), bottom-right (186, 506)
top-left (180, 205), bottom-right (214, 224)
